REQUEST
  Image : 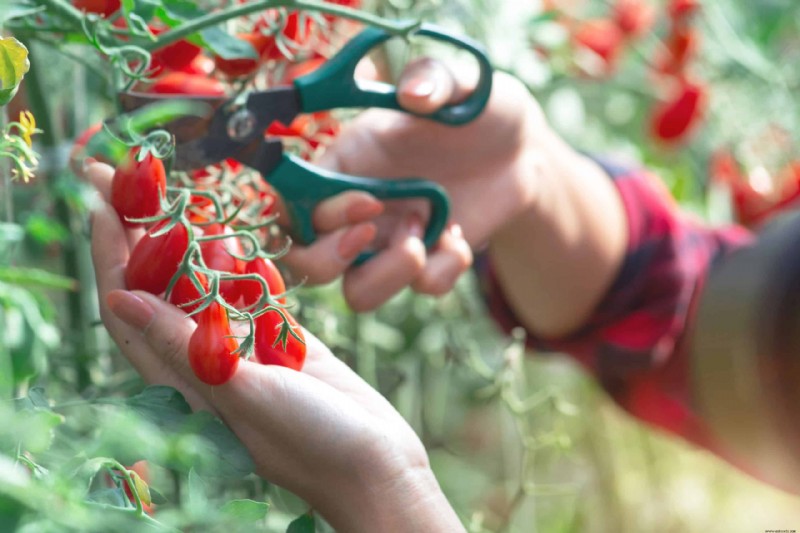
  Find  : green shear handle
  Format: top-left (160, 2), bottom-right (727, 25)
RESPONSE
top-left (294, 22), bottom-right (493, 125)
top-left (275, 23), bottom-right (492, 263)
top-left (271, 153), bottom-right (449, 264)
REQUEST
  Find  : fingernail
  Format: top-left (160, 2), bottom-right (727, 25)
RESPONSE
top-left (405, 79), bottom-right (435, 98)
top-left (106, 290), bottom-right (155, 330)
top-left (345, 195), bottom-right (384, 223)
top-left (450, 223), bottom-right (464, 240)
top-left (407, 214), bottom-right (424, 240)
top-left (81, 157), bottom-right (97, 175)
top-left (338, 223), bottom-right (376, 262)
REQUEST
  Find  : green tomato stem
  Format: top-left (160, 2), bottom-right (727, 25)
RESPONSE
top-left (140, 0), bottom-right (420, 51)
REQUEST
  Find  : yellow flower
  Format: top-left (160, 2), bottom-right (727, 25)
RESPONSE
top-left (18, 110), bottom-right (37, 147)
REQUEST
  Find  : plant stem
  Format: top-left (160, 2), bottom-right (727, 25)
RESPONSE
top-left (140, 0), bottom-right (420, 51)
top-left (21, 39), bottom-right (97, 392)
top-left (0, 108), bottom-right (11, 223)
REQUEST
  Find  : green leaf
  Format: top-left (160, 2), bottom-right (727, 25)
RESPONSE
top-left (156, 0), bottom-right (258, 60)
top-left (124, 385), bottom-right (193, 417)
top-left (0, 267), bottom-right (76, 292)
top-left (286, 513), bottom-right (315, 533)
top-left (187, 467), bottom-right (207, 509)
top-left (123, 387), bottom-right (256, 478)
top-left (0, 37), bottom-right (29, 106)
top-left (221, 499), bottom-right (270, 523)
top-left (24, 214), bottom-right (71, 247)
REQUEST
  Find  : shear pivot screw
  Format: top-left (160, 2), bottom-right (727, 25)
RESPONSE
top-left (227, 109), bottom-right (257, 141)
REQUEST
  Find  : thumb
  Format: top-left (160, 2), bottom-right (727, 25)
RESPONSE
top-left (107, 289), bottom-right (198, 381)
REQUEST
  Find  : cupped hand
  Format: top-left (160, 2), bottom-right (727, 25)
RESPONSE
top-left (86, 161), bottom-right (462, 532)
top-left (281, 59), bottom-right (548, 311)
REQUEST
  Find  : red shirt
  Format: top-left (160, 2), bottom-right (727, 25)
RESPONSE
top-left (477, 156), bottom-right (753, 450)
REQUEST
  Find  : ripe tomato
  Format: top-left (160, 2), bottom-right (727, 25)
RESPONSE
top-left (199, 224), bottom-right (245, 304)
top-left (214, 33), bottom-right (267, 78)
top-left (188, 301), bottom-right (240, 385)
top-left (148, 72), bottom-right (226, 97)
top-left (69, 122), bottom-right (111, 173)
top-left (238, 257), bottom-right (286, 308)
top-left (573, 18), bottom-right (626, 76)
top-left (169, 272), bottom-right (209, 318)
top-left (125, 220), bottom-right (189, 295)
top-left (150, 27), bottom-right (203, 73)
top-left (179, 55), bottom-right (216, 76)
top-left (72, 0), bottom-right (120, 17)
top-left (668, 0), bottom-right (700, 22)
top-left (612, 0), bottom-right (655, 38)
top-left (650, 80), bottom-right (706, 143)
top-left (111, 147), bottom-right (166, 228)
top-left (254, 309), bottom-right (306, 371)
top-left (282, 57), bottom-right (326, 83)
top-left (654, 25), bottom-right (698, 75)
top-left (255, 10), bottom-right (315, 61)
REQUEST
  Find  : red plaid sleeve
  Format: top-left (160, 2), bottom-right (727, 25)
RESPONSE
top-left (476, 156), bottom-right (753, 449)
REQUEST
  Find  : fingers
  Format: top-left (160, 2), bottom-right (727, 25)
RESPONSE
top-left (312, 191), bottom-right (383, 233)
top-left (84, 160), bottom-right (114, 200)
top-left (86, 161), bottom-right (145, 249)
top-left (342, 215), bottom-right (426, 312)
top-left (282, 222), bottom-right (377, 284)
top-left (410, 223), bottom-right (473, 296)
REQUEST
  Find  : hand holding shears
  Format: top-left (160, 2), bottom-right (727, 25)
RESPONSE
top-left (120, 23), bottom-right (493, 264)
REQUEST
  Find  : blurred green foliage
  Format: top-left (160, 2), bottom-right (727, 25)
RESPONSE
top-left (1, 0), bottom-right (799, 532)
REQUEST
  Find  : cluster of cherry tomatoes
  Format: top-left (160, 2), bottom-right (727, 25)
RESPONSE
top-left (69, 2), bottom-right (367, 385)
top-left (539, 0), bottom-right (706, 145)
top-left (112, 145), bottom-right (306, 385)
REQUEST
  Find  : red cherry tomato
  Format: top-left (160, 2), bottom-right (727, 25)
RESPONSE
top-left (125, 220), bottom-right (189, 295)
top-left (72, 0), bottom-right (120, 17)
top-left (150, 27), bottom-right (203, 74)
top-left (179, 55), bottom-right (216, 76)
top-left (654, 25), bottom-right (698, 76)
top-left (199, 224), bottom-right (245, 304)
top-left (612, 0), bottom-right (655, 38)
top-left (69, 122), bottom-right (110, 173)
top-left (254, 309), bottom-right (306, 371)
top-left (255, 10), bottom-right (315, 61)
top-left (110, 147), bottom-right (166, 228)
top-left (149, 72), bottom-right (226, 97)
top-left (214, 33), bottom-right (266, 78)
top-left (573, 18), bottom-right (626, 76)
top-left (668, 0), bottom-right (701, 22)
top-left (169, 272), bottom-right (209, 318)
top-left (238, 257), bottom-right (287, 308)
top-left (188, 301), bottom-right (240, 385)
top-left (649, 79), bottom-right (706, 143)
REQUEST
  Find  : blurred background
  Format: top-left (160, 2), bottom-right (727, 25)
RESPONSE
top-left (2, 0), bottom-right (800, 531)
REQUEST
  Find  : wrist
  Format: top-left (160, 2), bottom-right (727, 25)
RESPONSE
top-left (487, 129), bottom-right (628, 338)
top-left (312, 441), bottom-right (463, 532)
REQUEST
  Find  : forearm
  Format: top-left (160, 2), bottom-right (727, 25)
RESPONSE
top-left (488, 126), bottom-right (628, 339)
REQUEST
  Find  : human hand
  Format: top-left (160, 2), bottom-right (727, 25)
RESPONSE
top-left (86, 161), bottom-right (464, 532)
top-left (281, 60), bottom-right (550, 311)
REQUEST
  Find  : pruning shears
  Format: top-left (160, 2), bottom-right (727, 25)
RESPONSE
top-left (119, 23), bottom-right (493, 264)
